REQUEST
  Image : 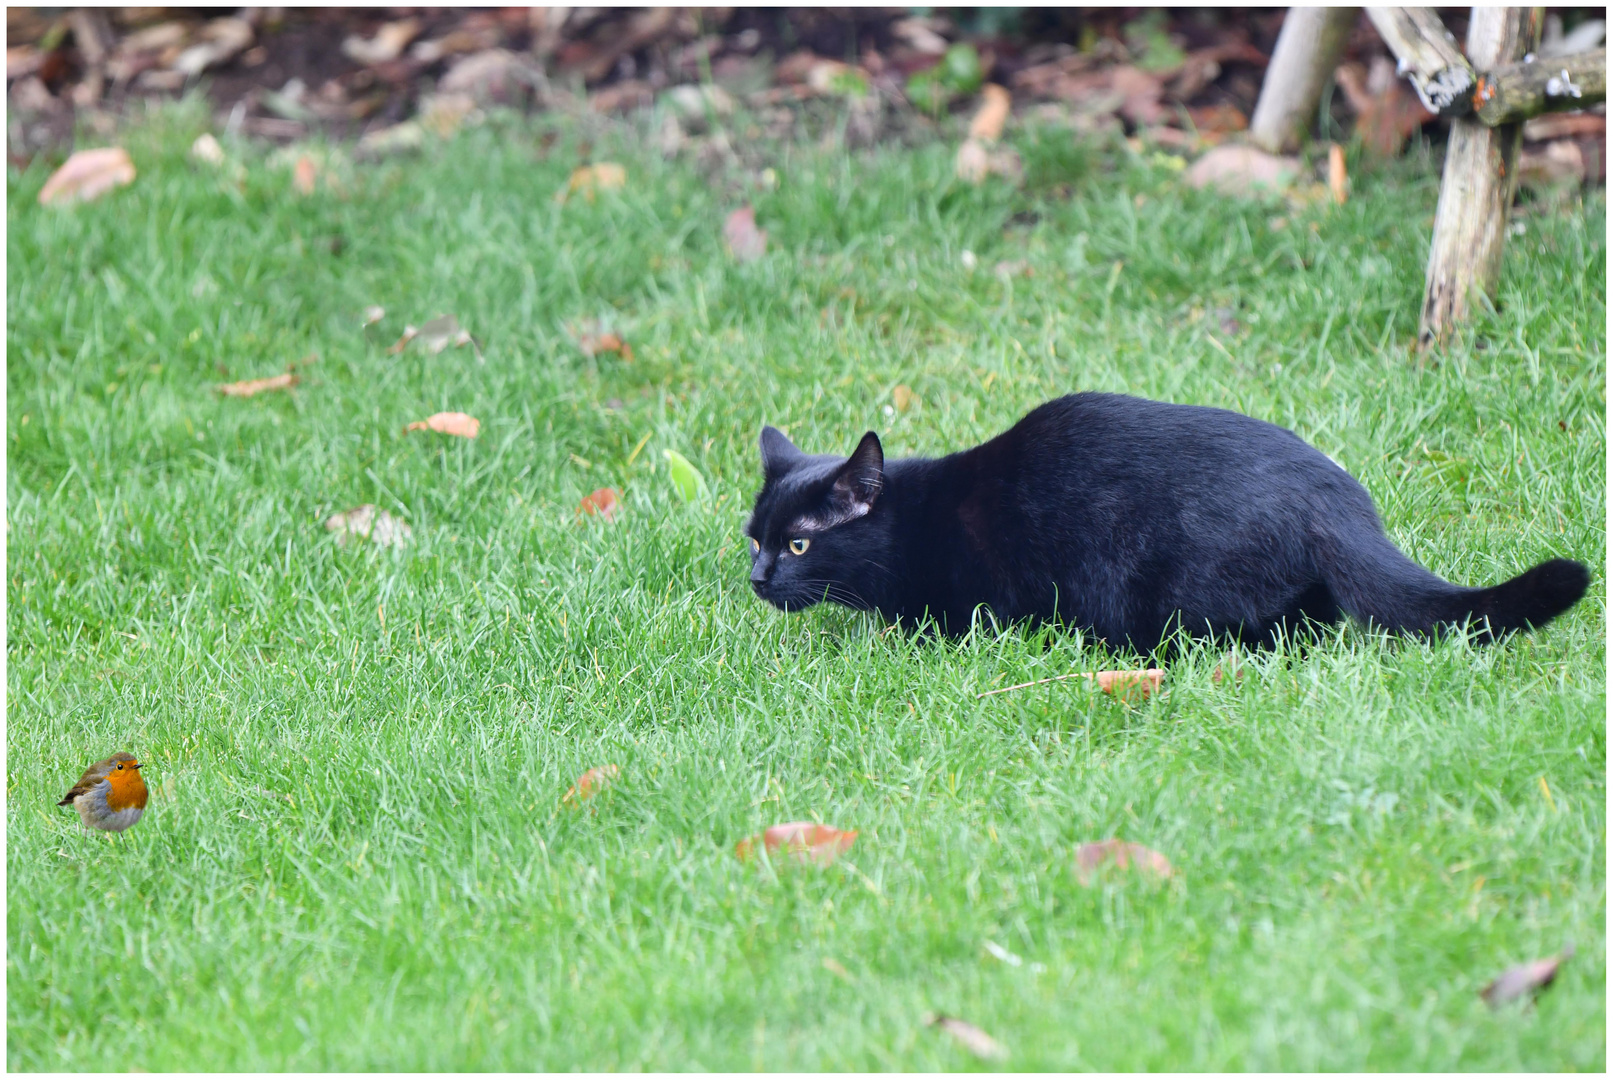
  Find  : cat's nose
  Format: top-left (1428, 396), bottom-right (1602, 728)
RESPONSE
top-left (751, 559), bottom-right (770, 591)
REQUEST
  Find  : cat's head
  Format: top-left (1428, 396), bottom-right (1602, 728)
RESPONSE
top-left (744, 425), bottom-right (887, 611)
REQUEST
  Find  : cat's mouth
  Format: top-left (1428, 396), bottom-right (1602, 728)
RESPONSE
top-left (752, 582), bottom-right (824, 611)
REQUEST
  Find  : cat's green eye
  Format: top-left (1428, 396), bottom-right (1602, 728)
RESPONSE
top-left (750, 537), bottom-right (760, 554)
top-left (789, 537), bottom-right (810, 555)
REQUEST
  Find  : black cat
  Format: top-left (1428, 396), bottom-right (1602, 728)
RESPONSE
top-left (744, 393), bottom-right (1588, 650)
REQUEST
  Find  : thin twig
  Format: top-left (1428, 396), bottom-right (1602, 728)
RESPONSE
top-left (977, 672), bottom-right (1099, 698)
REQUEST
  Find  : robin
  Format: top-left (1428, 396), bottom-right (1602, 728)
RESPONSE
top-left (57, 751), bottom-right (148, 832)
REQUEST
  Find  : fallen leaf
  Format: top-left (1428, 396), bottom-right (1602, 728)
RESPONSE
top-left (1074, 838), bottom-right (1174, 885)
top-left (562, 764), bottom-right (620, 804)
top-left (171, 17), bottom-right (253, 78)
top-left (955, 137), bottom-right (991, 183)
top-left (1327, 143), bottom-right (1348, 205)
top-left (925, 1014), bottom-right (1008, 1061)
top-left (292, 155), bottom-right (317, 195)
top-left (574, 324), bottom-right (633, 361)
top-left (1335, 59), bottom-right (1435, 159)
top-left (419, 92), bottom-right (478, 138)
top-left (342, 18), bottom-right (421, 66)
top-left (1111, 65), bottom-right (1166, 126)
top-left (1481, 947), bottom-right (1573, 1007)
top-left (893, 385), bottom-right (915, 413)
top-left (968, 83), bottom-right (1012, 141)
top-left (190, 133), bottom-right (226, 166)
top-left (556, 162), bottom-right (627, 204)
top-left (1185, 103), bottom-right (1247, 139)
top-left (216, 372), bottom-right (298, 398)
top-left (724, 205), bottom-right (767, 262)
top-left (1092, 668), bottom-right (1164, 700)
top-left (735, 822), bottom-right (858, 866)
top-left (386, 326), bottom-right (419, 354)
top-left (1211, 652), bottom-right (1244, 684)
top-left (416, 314), bottom-right (476, 355)
top-left (405, 412), bottom-right (480, 439)
top-left (324, 504), bottom-right (412, 549)
top-left (38, 147), bottom-right (136, 206)
top-left (663, 449), bottom-right (706, 502)
top-left (1184, 145), bottom-right (1300, 197)
top-left (577, 487), bottom-right (621, 521)
top-left (361, 305), bottom-right (385, 327)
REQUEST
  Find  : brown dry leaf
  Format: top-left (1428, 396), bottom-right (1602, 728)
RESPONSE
top-left (1327, 143), bottom-right (1348, 206)
top-left (1211, 652), bottom-right (1244, 685)
top-left (955, 137), bottom-right (990, 184)
top-left (292, 155), bottom-right (317, 195)
top-left (324, 504), bottom-right (412, 549)
top-left (216, 372), bottom-right (299, 398)
top-left (1184, 146), bottom-right (1300, 197)
top-left (419, 92), bottom-right (478, 138)
top-left (555, 162), bottom-right (627, 204)
top-left (405, 412), bottom-right (480, 439)
top-left (1112, 65), bottom-right (1167, 126)
top-left (1074, 838), bottom-right (1174, 885)
top-left (724, 205), bottom-right (768, 262)
top-left (386, 326), bottom-right (418, 354)
top-left (1481, 947), bottom-right (1572, 1007)
top-left (575, 326), bottom-right (633, 361)
top-left (1185, 103), bottom-right (1247, 139)
top-left (926, 1014), bottom-right (1009, 1061)
top-left (968, 83), bottom-right (1012, 142)
top-left (416, 314), bottom-right (475, 355)
top-left (361, 305), bottom-right (385, 327)
top-left (893, 385), bottom-right (915, 413)
top-left (38, 147), bottom-right (136, 206)
top-left (1092, 668), bottom-right (1163, 700)
top-left (563, 764), bottom-right (621, 804)
top-left (577, 487), bottom-right (621, 521)
top-left (342, 18), bottom-right (421, 66)
top-left (1335, 60), bottom-right (1435, 159)
top-left (735, 822), bottom-right (857, 866)
top-left (172, 17), bottom-right (253, 78)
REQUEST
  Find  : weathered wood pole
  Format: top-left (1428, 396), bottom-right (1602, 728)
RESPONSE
top-left (1364, 7), bottom-right (1476, 113)
top-left (1418, 7), bottom-right (1545, 349)
top-left (1474, 48), bottom-right (1606, 125)
top-left (1249, 7), bottom-right (1361, 153)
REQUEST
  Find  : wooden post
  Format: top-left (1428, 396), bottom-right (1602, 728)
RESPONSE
top-left (1364, 7), bottom-right (1476, 114)
top-left (1418, 8), bottom-right (1544, 349)
top-left (1474, 47), bottom-right (1606, 125)
top-left (1249, 7), bottom-right (1361, 153)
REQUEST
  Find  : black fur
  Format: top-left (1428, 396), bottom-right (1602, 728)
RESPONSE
top-left (744, 393), bottom-right (1588, 650)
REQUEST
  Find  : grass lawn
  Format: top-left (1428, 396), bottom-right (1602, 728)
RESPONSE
top-left (6, 98), bottom-right (1605, 1070)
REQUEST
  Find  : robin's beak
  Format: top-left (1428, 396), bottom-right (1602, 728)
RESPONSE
top-left (132, 763), bottom-right (142, 769)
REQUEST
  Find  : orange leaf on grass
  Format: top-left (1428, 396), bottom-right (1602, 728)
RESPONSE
top-left (1092, 668), bottom-right (1163, 700)
top-left (555, 162), bottom-right (626, 203)
top-left (39, 146), bottom-right (136, 206)
top-left (577, 487), bottom-right (621, 521)
top-left (735, 822), bottom-right (857, 866)
top-left (723, 205), bottom-right (767, 262)
top-left (293, 154), bottom-right (317, 195)
top-left (1074, 838), bottom-right (1174, 885)
top-left (563, 764), bottom-right (620, 804)
top-left (575, 327), bottom-right (633, 361)
top-left (967, 83), bottom-right (1012, 142)
top-left (405, 411), bottom-right (480, 438)
top-left (217, 372), bottom-right (299, 397)
top-left (1327, 143), bottom-right (1348, 205)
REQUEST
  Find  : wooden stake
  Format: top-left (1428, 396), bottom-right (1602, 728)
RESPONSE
top-left (1474, 48), bottom-right (1606, 125)
top-left (1418, 7), bottom-right (1544, 350)
top-left (1249, 7), bottom-right (1361, 153)
top-left (1365, 7), bottom-right (1477, 114)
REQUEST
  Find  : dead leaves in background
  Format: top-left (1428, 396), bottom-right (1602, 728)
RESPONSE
top-left (735, 822), bottom-right (857, 866)
top-left (324, 504), bottom-right (412, 549)
top-left (563, 764), bottom-right (621, 804)
top-left (555, 162), bottom-right (626, 203)
top-left (216, 371), bottom-right (298, 397)
top-left (38, 146), bottom-right (136, 205)
top-left (571, 320), bottom-right (634, 361)
top-left (977, 668), bottom-right (1163, 701)
top-left (405, 411), bottom-right (480, 438)
top-left (1335, 58), bottom-right (1435, 160)
top-left (723, 205), bottom-right (767, 262)
top-left (1184, 145), bottom-right (1300, 197)
top-left (956, 84), bottom-right (1021, 185)
top-left (1074, 839), bottom-right (1174, 886)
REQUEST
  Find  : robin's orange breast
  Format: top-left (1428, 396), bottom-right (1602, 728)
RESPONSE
top-left (106, 769), bottom-right (148, 812)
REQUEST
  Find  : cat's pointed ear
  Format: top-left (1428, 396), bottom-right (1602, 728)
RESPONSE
top-left (759, 425), bottom-right (803, 476)
top-left (832, 431), bottom-right (884, 511)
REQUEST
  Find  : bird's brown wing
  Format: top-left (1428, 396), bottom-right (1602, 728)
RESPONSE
top-left (57, 758), bottom-right (115, 805)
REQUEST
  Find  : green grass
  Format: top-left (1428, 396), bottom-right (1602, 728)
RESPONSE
top-left (7, 98), bottom-right (1604, 1070)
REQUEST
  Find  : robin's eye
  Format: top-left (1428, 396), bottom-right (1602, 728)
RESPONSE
top-left (749, 537), bottom-right (760, 554)
top-left (789, 537), bottom-right (810, 555)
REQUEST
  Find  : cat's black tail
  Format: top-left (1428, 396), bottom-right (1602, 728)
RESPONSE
top-left (1315, 525), bottom-right (1589, 642)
